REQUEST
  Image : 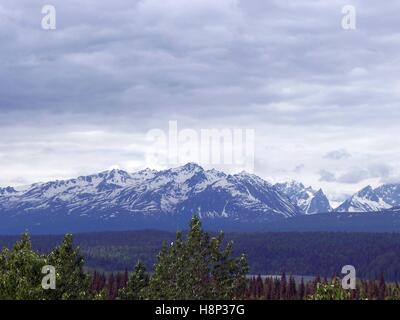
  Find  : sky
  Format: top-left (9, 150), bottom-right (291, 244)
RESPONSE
top-left (1, 0), bottom-right (400, 207)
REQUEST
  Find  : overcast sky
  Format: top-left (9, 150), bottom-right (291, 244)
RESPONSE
top-left (1, 0), bottom-right (400, 206)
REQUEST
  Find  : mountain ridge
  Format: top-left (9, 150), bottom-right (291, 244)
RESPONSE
top-left (1, 163), bottom-right (400, 233)
top-left (335, 184), bottom-right (400, 213)
top-left (274, 180), bottom-right (332, 214)
top-left (0, 163), bottom-right (301, 233)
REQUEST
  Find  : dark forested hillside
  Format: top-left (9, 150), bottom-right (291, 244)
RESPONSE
top-left (1, 231), bottom-right (400, 281)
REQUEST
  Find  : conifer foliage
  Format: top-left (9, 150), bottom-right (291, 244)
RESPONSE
top-left (0, 233), bottom-right (45, 299)
top-left (45, 234), bottom-right (91, 300)
top-left (0, 233), bottom-right (91, 300)
top-left (119, 261), bottom-right (149, 300)
top-left (1, 218), bottom-right (400, 300)
top-left (143, 216), bottom-right (249, 300)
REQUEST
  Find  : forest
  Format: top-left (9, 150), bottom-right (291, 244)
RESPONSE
top-left (1, 230), bottom-right (399, 281)
top-left (1, 216), bottom-right (400, 300)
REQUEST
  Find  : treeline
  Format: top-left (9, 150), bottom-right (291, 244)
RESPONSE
top-left (1, 231), bottom-right (399, 281)
top-left (1, 218), bottom-right (400, 300)
top-left (0, 217), bottom-right (248, 300)
top-left (89, 271), bottom-right (400, 300)
top-left (231, 232), bottom-right (400, 281)
top-left (246, 274), bottom-right (400, 300)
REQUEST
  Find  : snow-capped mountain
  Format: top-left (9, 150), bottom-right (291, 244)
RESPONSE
top-left (178, 172), bottom-right (299, 221)
top-left (335, 185), bottom-right (392, 213)
top-left (0, 163), bottom-right (301, 233)
top-left (374, 184), bottom-right (400, 208)
top-left (274, 181), bottom-right (332, 214)
top-left (0, 187), bottom-right (16, 196)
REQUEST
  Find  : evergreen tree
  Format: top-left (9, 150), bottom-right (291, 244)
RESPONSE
top-left (45, 234), bottom-right (91, 300)
top-left (279, 272), bottom-right (287, 300)
top-left (144, 216), bottom-right (248, 300)
top-left (264, 277), bottom-right (273, 300)
top-left (273, 277), bottom-right (280, 299)
top-left (307, 277), bottom-right (351, 300)
top-left (255, 275), bottom-right (264, 298)
top-left (298, 277), bottom-right (305, 300)
top-left (119, 261), bottom-right (149, 300)
top-left (0, 233), bottom-right (46, 300)
top-left (378, 273), bottom-right (386, 300)
top-left (287, 275), bottom-right (297, 300)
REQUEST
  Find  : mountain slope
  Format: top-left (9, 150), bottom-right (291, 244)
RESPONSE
top-left (375, 184), bottom-right (400, 207)
top-left (0, 163), bottom-right (301, 233)
top-left (178, 172), bottom-right (299, 221)
top-left (275, 181), bottom-right (331, 214)
top-left (335, 184), bottom-right (400, 213)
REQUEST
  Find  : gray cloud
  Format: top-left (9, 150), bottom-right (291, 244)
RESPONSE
top-left (324, 149), bottom-right (351, 160)
top-left (0, 0), bottom-right (400, 199)
top-left (337, 168), bottom-right (370, 184)
top-left (294, 164), bottom-right (305, 173)
top-left (368, 163), bottom-right (393, 180)
top-left (327, 163), bottom-right (396, 184)
top-left (1, 0), bottom-right (400, 128)
top-left (319, 170), bottom-right (336, 182)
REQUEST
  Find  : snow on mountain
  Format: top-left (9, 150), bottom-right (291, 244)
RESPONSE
top-left (177, 171), bottom-right (299, 220)
top-left (374, 184), bottom-right (400, 208)
top-left (0, 187), bottom-right (17, 196)
top-left (274, 181), bottom-right (332, 214)
top-left (0, 163), bottom-right (301, 228)
top-left (335, 185), bottom-right (392, 213)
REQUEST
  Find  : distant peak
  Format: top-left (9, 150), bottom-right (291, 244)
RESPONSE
top-left (181, 162), bottom-right (203, 171)
top-left (235, 171), bottom-right (259, 180)
top-left (138, 168), bottom-right (157, 174)
top-left (107, 168), bottom-right (129, 176)
top-left (109, 168), bottom-right (125, 173)
top-left (287, 180), bottom-right (305, 188)
top-left (278, 180), bottom-right (306, 190)
top-left (356, 185), bottom-right (380, 202)
top-left (357, 185), bottom-right (374, 196)
top-left (0, 186), bottom-right (17, 194)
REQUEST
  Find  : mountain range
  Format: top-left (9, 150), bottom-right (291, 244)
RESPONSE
top-left (336, 184), bottom-right (400, 213)
top-left (274, 181), bottom-right (332, 214)
top-left (0, 163), bottom-right (399, 233)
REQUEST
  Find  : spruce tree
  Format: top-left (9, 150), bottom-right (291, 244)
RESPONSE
top-left (119, 261), bottom-right (149, 300)
top-left (144, 216), bottom-right (248, 300)
top-left (298, 277), bottom-right (305, 300)
top-left (279, 272), bottom-right (287, 300)
top-left (45, 234), bottom-right (91, 300)
top-left (378, 273), bottom-right (386, 300)
top-left (0, 233), bottom-right (46, 300)
top-left (287, 275), bottom-right (297, 300)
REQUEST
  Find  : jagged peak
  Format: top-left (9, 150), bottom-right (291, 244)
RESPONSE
top-left (181, 162), bottom-right (204, 171)
top-left (234, 171), bottom-right (271, 185)
top-left (278, 180), bottom-right (305, 188)
top-left (0, 186), bottom-right (17, 194)
top-left (107, 168), bottom-right (130, 176)
top-left (290, 180), bottom-right (305, 189)
top-left (356, 185), bottom-right (375, 197)
top-left (139, 168), bottom-right (157, 173)
top-left (235, 170), bottom-right (256, 178)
